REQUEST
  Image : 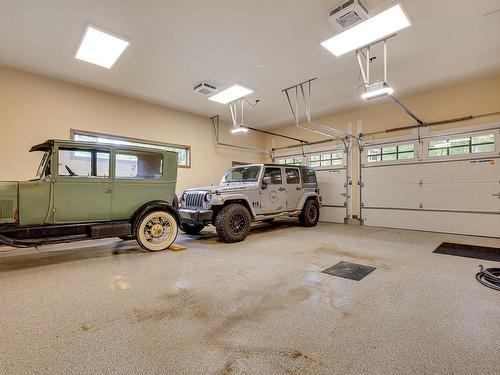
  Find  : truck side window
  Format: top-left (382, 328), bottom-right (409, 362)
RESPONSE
top-left (58, 148), bottom-right (109, 178)
top-left (285, 168), bottom-right (300, 184)
top-left (115, 151), bottom-right (163, 179)
top-left (301, 168), bottom-right (317, 184)
top-left (263, 167), bottom-right (282, 185)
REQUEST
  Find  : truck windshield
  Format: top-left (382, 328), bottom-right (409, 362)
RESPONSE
top-left (35, 151), bottom-right (50, 179)
top-left (222, 166), bottom-right (261, 183)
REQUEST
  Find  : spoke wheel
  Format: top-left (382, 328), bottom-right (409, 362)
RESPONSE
top-left (136, 211), bottom-right (178, 251)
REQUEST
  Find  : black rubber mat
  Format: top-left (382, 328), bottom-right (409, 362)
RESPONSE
top-left (322, 261), bottom-right (376, 281)
top-left (433, 242), bottom-right (500, 262)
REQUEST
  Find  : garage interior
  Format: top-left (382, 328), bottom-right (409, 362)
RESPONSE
top-left (0, 1), bottom-right (499, 374)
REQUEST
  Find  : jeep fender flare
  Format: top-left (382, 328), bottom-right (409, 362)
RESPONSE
top-left (297, 193), bottom-right (320, 211)
top-left (212, 194), bottom-right (256, 218)
top-left (130, 200), bottom-right (181, 234)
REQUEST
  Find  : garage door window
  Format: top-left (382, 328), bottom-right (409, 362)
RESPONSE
top-left (367, 143), bottom-right (414, 162)
top-left (428, 134), bottom-right (495, 157)
top-left (310, 152), bottom-right (343, 167)
top-left (276, 156), bottom-right (303, 166)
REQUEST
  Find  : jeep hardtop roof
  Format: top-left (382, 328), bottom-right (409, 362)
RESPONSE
top-left (30, 139), bottom-right (178, 156)
top-left (230, 163), bottom-right (314, 169)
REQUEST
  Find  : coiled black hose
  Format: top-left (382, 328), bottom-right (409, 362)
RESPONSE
top-left (476, 265), bottom-right (500, 291)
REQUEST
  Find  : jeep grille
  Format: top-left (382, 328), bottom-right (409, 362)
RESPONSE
top-left (0, 199), bottom-right (14, 220)
top-left (184, 192), bottom-right (205, 209)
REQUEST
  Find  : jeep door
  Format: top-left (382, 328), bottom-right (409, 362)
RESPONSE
top-left (260, 167), bottom-right (286, 213)
top-left (284, 167), bottom-right (302, 210)
top-left (52, 146), bottom-right (112, 223)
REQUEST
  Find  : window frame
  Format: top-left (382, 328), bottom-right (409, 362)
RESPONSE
top-left (263, 167), bottom-right (283, 185)
top-left (426, 132), bottom-right (496, 159)
top-left (56, 147), bottom-right (111, 179)
top-left (285, 167), bottom-right (301, 185)
top-left (309, 151), bottom-right (344, 168)
top-left (71, 129), bottom-right (191, 168)
top-left (366, 143), bottom-right (416, 164)
top-left (114, 150), bottom-right (164, 180)
top-left (276, 156), bottom-right (303, 166)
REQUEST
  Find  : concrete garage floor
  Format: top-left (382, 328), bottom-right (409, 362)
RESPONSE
top-left (0, 223), bottom-right (499, 375)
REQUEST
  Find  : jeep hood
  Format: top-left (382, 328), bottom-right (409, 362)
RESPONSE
top-left (185, 183), bottom-right (257, 193)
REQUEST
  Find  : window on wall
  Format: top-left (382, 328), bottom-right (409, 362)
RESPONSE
top-left (73, 131), bottom-right (190, 167)
top-left (276, 156), bottom-right (303, 166)
top-left (310, 151), bottom-right (343, 167)
top-left (428, 134), bottom-right (495, 157)
top-left (367, 143), bottom-right (415, 162)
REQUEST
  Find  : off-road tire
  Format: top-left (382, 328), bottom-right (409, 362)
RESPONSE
top-left (299, 199), bottom-right (320, 227)
top-left (215, 204), bottom-right (252, 243)
top-left (135, 210), bottom-right (178, 251)
top-left (181, 222), bottom-right (205, 235)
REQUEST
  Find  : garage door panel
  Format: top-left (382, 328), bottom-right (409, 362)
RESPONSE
top-left (316, 169), bottom-right (346, 206)
top-left (320, 206), bottom-right (346, 223)
top-left (363, 184), bottom-right (422, 208)
top-left (363, 209), bottom-right (500, 238)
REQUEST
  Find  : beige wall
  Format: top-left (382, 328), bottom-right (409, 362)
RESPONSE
top-left (0, 67), bottom-right (266, 193)
top-left (266, 74), bottom-right (500, 217)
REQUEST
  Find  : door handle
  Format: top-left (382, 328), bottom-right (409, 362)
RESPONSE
top-left (278, 187), bottom-right (286, 191)
top-left (296, 187), bottom-right (302, 191)
top-left (493, 193), bottom-right (500, 198)
top-left (105, 188), bottom-right (114, 193)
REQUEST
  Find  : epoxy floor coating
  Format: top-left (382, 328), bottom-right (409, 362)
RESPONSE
top-left (1, 223), bottom-right (499, 374)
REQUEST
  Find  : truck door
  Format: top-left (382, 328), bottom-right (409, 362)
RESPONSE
top-left (285, 167), bottom-right (302, 210)
top-left (52, 147), bottom-right (112, 223)
top-left (260, 167), bottom-right (286, 213)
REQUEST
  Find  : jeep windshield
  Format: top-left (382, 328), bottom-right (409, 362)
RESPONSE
top-left (221, 166), bottom-right (261, 184)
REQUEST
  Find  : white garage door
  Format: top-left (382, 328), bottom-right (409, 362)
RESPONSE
top-left (361, 126), bottom-right (500, 237)
top-left (275, 147), bottom-right (349, 224)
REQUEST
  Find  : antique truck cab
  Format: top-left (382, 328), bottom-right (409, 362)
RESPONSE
top-left (0, 140), bottom-right (180, 251)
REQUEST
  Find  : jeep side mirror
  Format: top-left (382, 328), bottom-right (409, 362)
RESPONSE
top-left (261, 181), bottom-right (267, 190)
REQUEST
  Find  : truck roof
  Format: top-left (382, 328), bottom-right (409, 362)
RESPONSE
top-left (29, 139), bottom-right (178, 156)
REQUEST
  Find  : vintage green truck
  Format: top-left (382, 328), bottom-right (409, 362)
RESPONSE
top-left (0, 139), bottom-right (180, 251)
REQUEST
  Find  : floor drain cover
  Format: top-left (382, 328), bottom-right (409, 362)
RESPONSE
top-left (433, 242), bottom-right (500, 262)
top-left (322, 261), bottom-right (376, 281)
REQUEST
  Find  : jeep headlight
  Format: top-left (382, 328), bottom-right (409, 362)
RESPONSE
top-left (204, 192), bottom-right (212, 203)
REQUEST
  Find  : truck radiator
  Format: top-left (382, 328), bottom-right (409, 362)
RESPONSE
top-left (0, 200), bottom-right (14, 221)
top-left (185, 192), bottom-right (205, 208)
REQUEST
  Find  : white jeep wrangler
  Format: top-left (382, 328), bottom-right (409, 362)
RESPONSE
top-left (179, 164), bottom-right (320, 242)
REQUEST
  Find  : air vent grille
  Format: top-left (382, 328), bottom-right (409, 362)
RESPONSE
top-left (337, 11), bottom-right (362, 28)
top-left (0, 199), bottom-right (14, 220)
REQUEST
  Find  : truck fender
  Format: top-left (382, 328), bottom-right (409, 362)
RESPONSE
top-left (131, 200), bottom-right (181, 234)
top-left (211, 194), bottom-right (257, 218)
top-left (297, 193), bottom-right (319, 211)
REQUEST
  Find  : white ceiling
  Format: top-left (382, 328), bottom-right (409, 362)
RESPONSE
top-left (1, 0), bottom-right (499, 128)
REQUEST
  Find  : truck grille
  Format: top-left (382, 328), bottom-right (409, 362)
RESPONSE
top-left (184, 192), bottom-right (205, 209)
top-left (0, 199), bottom-right (14, 220)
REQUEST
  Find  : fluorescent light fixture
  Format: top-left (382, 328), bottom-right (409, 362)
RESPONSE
top-left (361, 83), bottom-right (394, 100)
top-left (231, 126), bottom-right (249, 134)
top-left (75, 25), bottom-right (130, 69)
top-left (208, 85), bottom-right (253, 104)
top-left (321, 4), bottom-right (411, 57)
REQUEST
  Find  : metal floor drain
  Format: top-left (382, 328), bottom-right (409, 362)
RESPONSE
top-left (322, 261), bottom-right (376, 281)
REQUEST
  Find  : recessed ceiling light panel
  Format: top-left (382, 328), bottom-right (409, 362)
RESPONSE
top-left (321, 4), bottom-right (411, 57)
top-left (208, 85), bottom-right (253, 104)
top-left (75, 25), bottom-right (130, 69)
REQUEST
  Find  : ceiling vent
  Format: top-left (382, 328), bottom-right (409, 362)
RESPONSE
top-left (328, 0), bottom-right (369, 31)
top-left (194, 82), bottom-right (217, 96)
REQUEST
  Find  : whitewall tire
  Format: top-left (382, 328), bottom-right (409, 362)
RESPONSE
top-left (136, 211), bottom-right (178, 252)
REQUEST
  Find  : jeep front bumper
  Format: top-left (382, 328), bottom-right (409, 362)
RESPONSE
top-left (179, 209), bottom-right (213, 223)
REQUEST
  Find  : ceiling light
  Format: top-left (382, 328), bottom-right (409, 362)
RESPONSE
top-left (361, 83), bottom-right (394, 100)
top-left (231, 126), bottom-right (249, 134)
top-left (208, 85), bottom-right (253, 104)
top-left (75, 25), bottom-right (130, 69)
top-left (321, 4), bottom-right (411, 57)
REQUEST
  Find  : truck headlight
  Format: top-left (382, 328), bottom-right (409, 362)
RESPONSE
top-left (204, 192), bottom-right (212, 202)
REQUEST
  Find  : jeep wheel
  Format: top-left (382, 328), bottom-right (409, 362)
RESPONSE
top-left (215, 204), bottom-right (251, 243)
top-left (181, 222), bottom-right (205, 235)
top-left (136, 210), bottom-right (178, 251)
top-left (299, 199), bottom-right (320, 227)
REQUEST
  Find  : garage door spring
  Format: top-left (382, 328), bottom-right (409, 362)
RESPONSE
top-left (476, 265), bottom-right (500, 291)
